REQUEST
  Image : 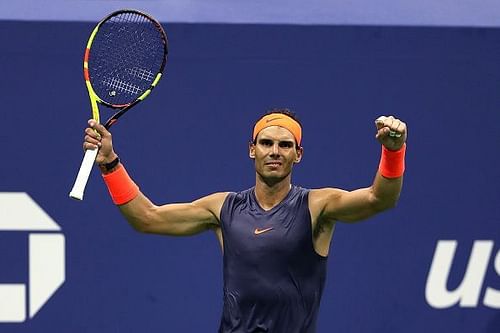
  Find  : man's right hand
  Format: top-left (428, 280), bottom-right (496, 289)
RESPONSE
top-left (84, 119), bottom-right (118, 165)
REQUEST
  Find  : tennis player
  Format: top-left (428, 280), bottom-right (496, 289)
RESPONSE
top-left (83, 109), bottom-right (407, 333)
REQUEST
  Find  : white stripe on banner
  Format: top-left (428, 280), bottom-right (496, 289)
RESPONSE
top-left (0, 0), bottom-right (500, 27)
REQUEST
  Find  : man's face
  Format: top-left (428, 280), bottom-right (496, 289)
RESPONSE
top-left (249, 126), bottom-right (303, 184)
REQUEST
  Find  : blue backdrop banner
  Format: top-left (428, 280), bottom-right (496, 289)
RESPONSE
top-left (0, 21), bottom-right (499, 332)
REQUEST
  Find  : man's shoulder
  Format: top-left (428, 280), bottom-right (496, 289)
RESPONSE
top-left (309, 187), bottom-right (343, 196)
top-left (193, 191), bottom-right (231, 211)
top-left (308, 187), bottom-right (345, 213)
top-left (227, 187), bottom-right (255, 201)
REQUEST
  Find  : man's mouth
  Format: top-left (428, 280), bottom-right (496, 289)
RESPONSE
top-left (265, 161), bottom-right (282, 167)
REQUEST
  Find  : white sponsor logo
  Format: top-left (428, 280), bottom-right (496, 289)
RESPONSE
top-left (0, 193), bottom-right (65, 323)
top-left (425, 240), bottom-right (500, 309)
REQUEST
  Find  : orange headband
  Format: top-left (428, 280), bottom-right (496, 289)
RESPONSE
top-left (253, 113), bottom-right (302, 146)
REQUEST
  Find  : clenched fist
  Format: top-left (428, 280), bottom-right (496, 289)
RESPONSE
top-left (375, 115), bottom-right (407, 151)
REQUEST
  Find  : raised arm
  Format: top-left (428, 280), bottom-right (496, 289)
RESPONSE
top-left (310, 115), bottom-right (407, 223)
top-left (84, 120), bottom-right (228, 236)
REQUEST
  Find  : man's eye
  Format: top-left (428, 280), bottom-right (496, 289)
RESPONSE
top-left (279, 142), bottom-right (293, 148)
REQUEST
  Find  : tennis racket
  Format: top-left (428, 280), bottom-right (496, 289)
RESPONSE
top-left (69, 9), bottom-right (168, 200)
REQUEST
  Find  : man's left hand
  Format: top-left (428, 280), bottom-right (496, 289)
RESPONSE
top-left (375, 115), bottom-right (407, 151)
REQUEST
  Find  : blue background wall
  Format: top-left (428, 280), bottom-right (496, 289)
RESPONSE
top-left (0, 17), bottom-right (499, 333)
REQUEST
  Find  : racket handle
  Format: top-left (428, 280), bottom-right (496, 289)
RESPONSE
top-left (69, 148), bottom-right (99, 200)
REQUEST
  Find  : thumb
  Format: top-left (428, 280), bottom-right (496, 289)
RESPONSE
top-left (374, 116), bottom-right (388, 131)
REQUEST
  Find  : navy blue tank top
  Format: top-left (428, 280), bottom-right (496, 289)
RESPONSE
top-left (219, 186), bottom-right (327, 333)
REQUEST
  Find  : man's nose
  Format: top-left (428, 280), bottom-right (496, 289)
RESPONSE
top-left (270, 143), bottom-right (280, 155)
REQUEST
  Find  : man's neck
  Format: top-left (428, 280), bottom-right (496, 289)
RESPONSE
top-left (254, 176), bottom-right (292, 211)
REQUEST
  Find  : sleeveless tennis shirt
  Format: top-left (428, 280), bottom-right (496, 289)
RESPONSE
top-left (218, 186), bottom-right (327, 333)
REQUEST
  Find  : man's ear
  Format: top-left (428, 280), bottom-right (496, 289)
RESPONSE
top-left (294, 146), bottom-right (303, 163)
top-left (249, 141), bottom-right (256, 159)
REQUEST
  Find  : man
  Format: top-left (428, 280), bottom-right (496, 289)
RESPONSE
top-left (83, 109), bottom-right (407, 332)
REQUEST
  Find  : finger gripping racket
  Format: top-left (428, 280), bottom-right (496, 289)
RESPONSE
top-left (69, 9), bottom-right (168, 200)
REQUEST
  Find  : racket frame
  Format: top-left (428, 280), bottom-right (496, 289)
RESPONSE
top-left (69, 9), bottom-right (168, 200)
top-left (84, 9), bottom-right (168, 129)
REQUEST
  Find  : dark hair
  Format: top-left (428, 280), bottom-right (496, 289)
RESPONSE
top-left (252, 107), bottom-right (302, 147)
top-left (261, 107), bottom-right (301, 125)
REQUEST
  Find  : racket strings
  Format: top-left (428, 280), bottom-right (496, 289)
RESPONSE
top-left (102, 77), bottom-right (142, 95)
top-left (125, 67), bottom-right (155, 82)
top-left (88, 11), bottom-right (166, 105)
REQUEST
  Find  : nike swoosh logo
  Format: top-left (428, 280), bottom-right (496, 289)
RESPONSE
top-left (254, 227), bottom-right (274, 235)
top-left (265, 117), bottom-right (282, 123)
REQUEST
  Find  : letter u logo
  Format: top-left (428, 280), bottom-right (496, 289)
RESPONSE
top-left (425, 240), bottom-right (500, 309)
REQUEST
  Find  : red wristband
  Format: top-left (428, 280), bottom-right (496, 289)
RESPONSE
top-left (102, 164), bottom-right (139, 205)
top-left (379, 143), bottom-right (406, 178)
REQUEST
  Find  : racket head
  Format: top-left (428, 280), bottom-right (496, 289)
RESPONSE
top-left (83, 9), bottom-right (168, 123)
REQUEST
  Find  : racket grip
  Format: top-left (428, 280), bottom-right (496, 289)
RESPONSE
top-left (69, 148), bottom-right (99, 200)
